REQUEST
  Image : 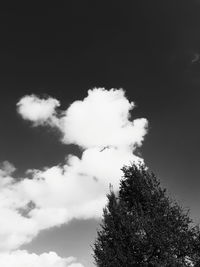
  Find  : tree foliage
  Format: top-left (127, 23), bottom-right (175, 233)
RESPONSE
top-left (93, 164), bottom-right (200, 266)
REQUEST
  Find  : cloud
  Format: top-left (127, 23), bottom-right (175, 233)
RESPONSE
top-left (0, 161), bottom-right (16, 176)
top-left (0, 88), bottom-right (148, 255)
top-left (0, 150), bottom-right (138, 251)
top-left (0, 165), bottom-right (38, 251)
top-left (17, 88), bottom-right (148, 148)
top-left (17, 94), bottom-right (60, 126)
top-left (0, 250), bottom-right (84, 267)
top-left (59, 88), bottom-right (147, 148)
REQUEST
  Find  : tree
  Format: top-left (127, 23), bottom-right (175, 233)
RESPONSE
top-left (93, 164), bottom-right (200, 266)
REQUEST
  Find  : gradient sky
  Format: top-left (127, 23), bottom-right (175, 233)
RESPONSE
top-left (1, 1), bottom-right (200, 266)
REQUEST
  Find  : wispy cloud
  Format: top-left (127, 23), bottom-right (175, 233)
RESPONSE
top-left (191, 53), bottom-right (200, 64)
top-left (0, 161), bottom-right (16, 176)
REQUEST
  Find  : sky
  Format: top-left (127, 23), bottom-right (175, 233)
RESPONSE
top-left (0, 1), bottom-right (200, 266)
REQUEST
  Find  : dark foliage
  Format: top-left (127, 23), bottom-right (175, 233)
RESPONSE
top-left (93, 164), bottom-right (200, 266)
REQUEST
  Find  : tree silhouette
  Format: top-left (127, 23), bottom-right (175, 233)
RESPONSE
top-left (93, 164), bottom-right (200, 266)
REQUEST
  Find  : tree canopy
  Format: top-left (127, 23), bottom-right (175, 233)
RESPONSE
top-left (93, 164), bottom-right (200, 266)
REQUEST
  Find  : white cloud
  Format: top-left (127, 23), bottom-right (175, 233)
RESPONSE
top-left (0, 250), bottom-right (84, 267)
top-left (17, 94), bottom-right (60, 126)
top-left (17, 88), bottom-right (147, 148)
top-left (0, 150), bottom-right (139, 251)
top-left (59, 88), bottom-right (147, 148)
top-left (0, 88), bottom-right (148, 255)
top-left (0, 166), bottom-right (38, 251)
top-left (0, 161), bottom-right (16, 177)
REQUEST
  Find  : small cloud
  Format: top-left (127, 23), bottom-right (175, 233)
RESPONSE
top-left (17, 94), bottom-right (60, 126)
top-left (0, 161), bottom-right (16, 176)
top-left (191, 53), bottom-right (200, 64)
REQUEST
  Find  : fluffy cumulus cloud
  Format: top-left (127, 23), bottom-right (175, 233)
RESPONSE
top-left (17, 88), bottom-right (147, 148)
top-left (0, 88), bottom-right (148, 264)
top-left (0, 250), bottom-right (84, 267)
top-left (17, 94), bottom-right (60, 126)
top-left (59, 88), bottom-right (147, 148)
top-left (0, 165), bottom-right (84, 265)
top-left (0, 151), bottom-right (137, 251)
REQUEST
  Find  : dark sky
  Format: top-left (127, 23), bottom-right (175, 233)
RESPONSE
top-left (0, 1), bottom-right (200, 266)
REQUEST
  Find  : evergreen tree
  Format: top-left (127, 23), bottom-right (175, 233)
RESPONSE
top-left (93, 164), bottom-right (200, 266)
